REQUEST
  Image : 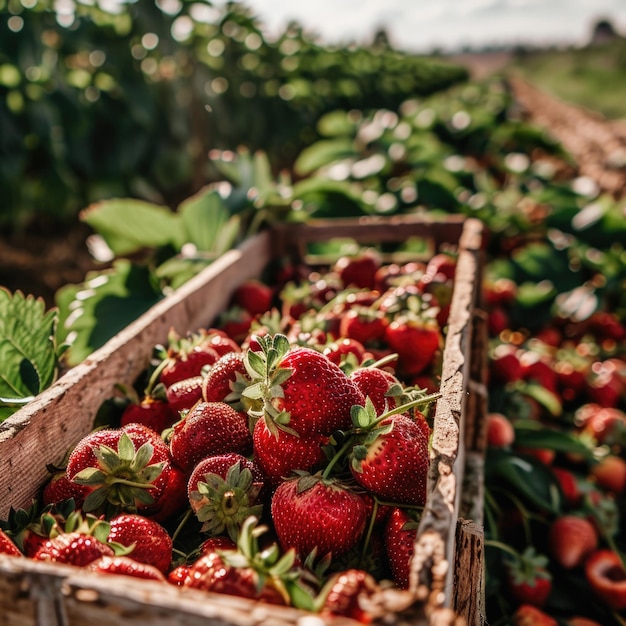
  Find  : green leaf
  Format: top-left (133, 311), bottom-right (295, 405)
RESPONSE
top-left (293, 138), bottom-right (356, 176)
top-left (514, 421), bottom-right (593, 459)
top-left (486, 449), bottom-right (561, 514)
top-left (317, 110), bottom-right (358, 137)
top-left (80, 199), bottom-right (185, 256)
top-left (55, 261), bottom-right (163, 367)
top-left (0, 289), bottom-right (59, 418)
top-left (178, 188), bottom-right (239, 253)
top-left (131, 441), bottom-right (154, 471)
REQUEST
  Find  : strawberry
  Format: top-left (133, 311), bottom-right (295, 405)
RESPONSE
top-left (383, 314), bottom-right (442, 377)
top-left (338, 306), bottom-right (388, 346)
top-left (585, 358), bottom-right (625, 408)
top-left (165, 375), bottom-right (203, 414)
top-left (202, 328), bottom-right (241, 356)
top-left (484, 276), bottom-right (518, 307)
top-left (88, 555), bottom-right (167, 581)
top-left (424, 252), bottom-right (457, 281)
top-left (566, 618), bottom-right (603, 626)
top-left (108, 513), bottom-right (173, 574)
top-left (333, 248), bottom-right (381, 290)
top-left (548, 515), bottom-right (597, 569)
top-left (349, 367), bottom-right (404, 415)
top-left (489, 342), bottom-right (524, 384)
top-left (187, 453), bottom-right (265, 541)
top-left (0, 529), bottom-right (22, 556)
top-left (349, 401), bottom-right (430, 506)
top-left (157, 328), bottom-right (221, 388)
top-left (584, 549), bottom-right (626, 610)
top-left (217, 306), bottom-right (254, 344)
top-left (504, 546), bottom-right (552, 608)
top-left (417, 270), bottom-right (453, 326)
top-left (488, 306), bottom-right (510, 337)
top-left (145, 463), bottom-right (188, 523)
top-left (199, 535), bottom-right (237, 556)
top-left (66, 423), bottom-right (172, 516)
top-left (520, 352), bottom-right (558, 395)
top-left (512, 604), bottom-right (558, 626)
top-left (551, 467), bottom-right (582, 508)
top-left (271, 473), bottom-right (368, 560)
top-left (486, 412), bottom-right (515, 448)
top-left (590, 454), bottom-right (626, 494)
top-left (576, 404), bottom-right (626, 445)
top-left (33, 531), bottom-right (115, 566)
top-left (168, 401), bottom-right (252, 472)
top-left (167, 564), bottom-right (191, 586)
top-left (319, 568), bottom-right (378, 623)
top-left (252, 418), bottom-right (328, 486)
top-left (201, 351), bottom-right (249, 407)
top-left (183, 516), bottom-right (314, 609)
top-left (233, 279), bottom-right (274, 316)
top-left (120, 394), bottom-right (178, 434)
top-left (242, 334), bottom-right (365, 437)
top-left (42, 468), bottom-right (90, 508)
top-left (322, 337), bottom-right (369, 367)
top-left (383, 506), bottom-right (419, 590)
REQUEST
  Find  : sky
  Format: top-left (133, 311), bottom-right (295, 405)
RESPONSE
top-left (233, 0), bottom-right (626, 53)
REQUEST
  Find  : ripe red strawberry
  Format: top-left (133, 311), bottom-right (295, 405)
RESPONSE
top-left (243, 334), bottom-right (365, 437)
top-left (551, 467), bottom-right (582, 508)
top-left (252, 418), bottom-right (328, 486)
top-left (512, 604), bottom-right (558, 626)
top-left (200, 328), bottom-right (241, 356)
top-left (548, 515), bottom-right (597, 569)
top-left (201, 351), bottom-right (249, 406)
top-left (108, 513), bottom-right (173, 574)
top-left (168, 564), bottom-right (191, 586)
top-left (88, 555), bottom-right (167, 581)
top-left (489, 343), bottom-right (524, 384)
top-left (584, 549), bottom-right (626, 610)
top-left (233, 279), bottom-right (274, 316)
top-left (338, 306), bottom-right (388, 346)
top-left (333, 248), bottom-right (381, 290)
top-left (66, 423), bottom-right (172, 516)
top-left (120, 394), bottom-right (178, 434)
top-left (217, 306), bottom-right (254, 344)
top-left (520, 352), bottom-right (558, 395)
top-left (383, 314), bottom-right (442, 377)
top-left (590, 454), bottom-right (626, 494)
top-left (33, 531), bottom-right (114, 566)
top-left (486, 413), bottom-right (515, 448)
top-left (424, 252), bottom-right (457, 281)
top-left (383, 507), bottom-right (419, 590)
top-left (349, 367), bottom-right (403, 415)
top-left (577, 404), bottom-right (626, 445)
top-left (158, 328), bottom-right (221, 388)
top-left (145, 463), bottom-right (188, 523)
top-left (0, 529), bottom-right (22, 556)
top-left (183, 516), bottom-right (312, 608)
top-left (349, 403), bottom-right (430, 506)
top-left (319, 568), bottom-right (378, 622)
top-left (42, 468), bottom-right (90, 508)
top-left (322, 337), bottom-right (369, 367)
top-left (187, 453), bottom-right (265, 541)
top-left (165, 375), bottom-right (203, 414)
top-left (585, 358), bottom-right (625, 408)
top-left (504, 547), bottom-right (552, 608)
top-left (271, 474), bottom-right (368, 560)
top-left (199, 535), bottom-right (237, 556)
top-left (168, 401), bottom-right (252, 472)
top-left (484, 276), bottom-right (518, 307)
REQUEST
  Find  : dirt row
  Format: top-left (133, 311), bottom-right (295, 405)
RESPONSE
top-left (508, 75), bottom-right (626, 198)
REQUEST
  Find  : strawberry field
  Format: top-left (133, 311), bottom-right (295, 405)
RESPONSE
top-left (1, 3), bottom-right (626, 626)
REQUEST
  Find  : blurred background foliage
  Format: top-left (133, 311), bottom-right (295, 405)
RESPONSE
top-left (0, 0), bottom-right (468, 232)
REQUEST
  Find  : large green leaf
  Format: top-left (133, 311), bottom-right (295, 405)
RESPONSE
top-left (0, 289), bottom-right (59, 420)
top-left (514, 420), bottom-right (593, 459)
top-left (294, 139), bottom-right (356, 176)
top-left (56, 261), bottom-right (163, 367)
top-left (178, 187), bottom-right (238, 253)
top-left (486, 448), bottom-right (562, 514)
top-left (80, 199), bottom-right (185, 256)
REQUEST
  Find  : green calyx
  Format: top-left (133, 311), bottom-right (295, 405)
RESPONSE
top-left (190, 463), bottom-right (264, 543)
top-left (71, 433), bottom-right (165, 514)
top-left (240, 333), bottom-right (297, 437)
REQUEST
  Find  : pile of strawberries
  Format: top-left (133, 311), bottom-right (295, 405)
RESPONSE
top-left (483, 274), bottom-right (626, 625)
top-left (0, 247), bottom-right (458, 622)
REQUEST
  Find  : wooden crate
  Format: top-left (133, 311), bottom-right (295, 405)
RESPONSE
top-left (0, 215), bottom-right (487, 626)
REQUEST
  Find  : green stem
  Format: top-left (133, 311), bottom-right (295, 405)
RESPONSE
top-left (321, 436), bottom-right (356, 480)
top-left (170, 508), bottom-right (194, 545)
top-left (484, 538), bottom-right (520, 560)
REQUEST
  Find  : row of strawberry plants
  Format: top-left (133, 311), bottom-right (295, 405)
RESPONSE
top-left (1, 247), bottom-right (458, 621)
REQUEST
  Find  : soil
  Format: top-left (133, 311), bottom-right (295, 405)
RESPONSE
top-left (2, 56), bottom-right (625, 310)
